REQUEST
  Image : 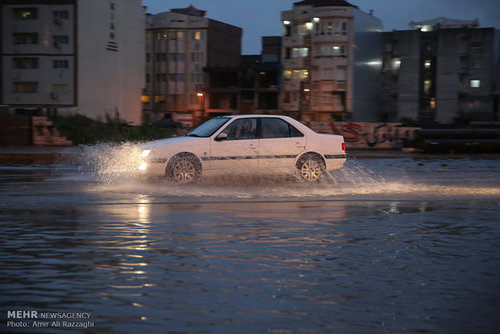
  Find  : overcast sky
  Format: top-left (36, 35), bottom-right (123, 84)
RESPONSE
top-left (142, 0), bottom-right (500, 54)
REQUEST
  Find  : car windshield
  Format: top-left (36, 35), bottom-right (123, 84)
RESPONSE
top-left (187, 117), bottom-right (231, 137)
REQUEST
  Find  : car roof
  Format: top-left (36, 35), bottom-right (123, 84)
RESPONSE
top-left (224, 114), bottom-right (292, 119)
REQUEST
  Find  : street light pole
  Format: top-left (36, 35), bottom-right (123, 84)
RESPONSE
top-left (197, 92), bottom-right (205, 125)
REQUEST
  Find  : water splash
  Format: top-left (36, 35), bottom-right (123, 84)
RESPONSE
top-left (58, 146), bottom-right (500, 199)
top-left (68, 142), bottom-right (144, 183)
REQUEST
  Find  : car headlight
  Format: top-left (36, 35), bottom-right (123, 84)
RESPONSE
top-left (141, 149), bottom-right (151, 158)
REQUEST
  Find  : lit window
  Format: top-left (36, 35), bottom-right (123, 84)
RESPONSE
top-left (470, 80), bottom-right (480, 88)
top-left (283, 70), bottom-right (292, 80)
top-left (292, 47), bottom-right (308, 58)
top-left (193, 31), bottom-right (201, 40)
top-left (13, 82), bottom-right (38, 93)
top-left (13, 8), bottom-right (38, 20)
top-left (305, 22), bottom-right (313, 30)
top-left (430, 98), bottom-right (436, 110)
top-left (292, 70), bottom-right (309, 80)
top-left (392, 58), bottom-right (401, 70)
top-left (424, 59), bottom-right (431, 69)
top-left (424, 80), bottom-right (432, 94)
top-left (318, 45), bottom-right (345, 56)
top-left (283, 20), bottom-right (290, 25)
top-left (52, 84), bottom-right (69, 94)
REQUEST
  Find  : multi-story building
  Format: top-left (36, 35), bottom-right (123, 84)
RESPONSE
top-left (0, 0), bottom-right (145, 125)
top-left (381, 17), bottom-right (500, 124)
top-left (204, 36), bottom-right (281, 116)
top-left (280, 0), bottom-right (382, 122)
top-left (144, 5), bottom-right (242, 126)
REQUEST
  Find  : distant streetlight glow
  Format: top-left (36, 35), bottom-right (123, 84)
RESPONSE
top-left (283, 20), bottom-right (290, 25)
top-left (196, 92), bottom-right (204, 97)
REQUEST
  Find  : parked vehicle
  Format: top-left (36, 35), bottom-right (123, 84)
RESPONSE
top-left (139, 115), bottom-right (346, 183)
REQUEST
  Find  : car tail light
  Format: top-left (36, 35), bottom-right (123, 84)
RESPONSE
top-left (342, 142), bottom-right (346, 151)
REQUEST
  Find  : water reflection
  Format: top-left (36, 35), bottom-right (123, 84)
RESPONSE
top-left (1, 156), bottom-right (499, 333)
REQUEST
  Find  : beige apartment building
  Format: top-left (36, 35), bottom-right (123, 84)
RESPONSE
top-left (1, 0), bottom-right (145, 125)
top-left (144, 6), bottom-right (242, 126)
top-left (280, 0), bottom-right (382, 122)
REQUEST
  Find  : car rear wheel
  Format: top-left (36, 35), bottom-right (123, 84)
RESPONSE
top-left (166, 154), bottom-right (201, 183)
top-left (296, 153), bottom-right (325, 182)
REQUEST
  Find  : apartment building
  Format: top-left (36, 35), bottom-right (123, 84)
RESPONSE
top-left (280, 0), bottom-right (382, 122)
top-left (0, 0), bottom-right (145, 125)
top-left (381, 18), bottom-right (500, 124)
top-left (204, 36), bottom-right (281, 116)
top-left (144, 6), bottom-right (242, 125)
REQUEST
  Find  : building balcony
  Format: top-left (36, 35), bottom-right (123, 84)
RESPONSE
top-left (311, 55), bottom-right (348, 67)
top-left (311, 33), bottom-right (348, 43)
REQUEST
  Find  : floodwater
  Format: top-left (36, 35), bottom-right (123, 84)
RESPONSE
top-left (0, 149), bottom-right (499, 333)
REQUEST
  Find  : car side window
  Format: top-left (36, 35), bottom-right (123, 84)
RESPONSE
top-left (220, 118), bottom-right (257, 140)
top-left (261, 118), bottom-right (304, 139)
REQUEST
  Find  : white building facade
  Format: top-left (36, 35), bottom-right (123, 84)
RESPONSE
top-left (1, 0), bottom-right (145, 125)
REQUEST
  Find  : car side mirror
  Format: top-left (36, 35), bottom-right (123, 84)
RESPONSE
top-left (215, 133), bottom-right (228, 141)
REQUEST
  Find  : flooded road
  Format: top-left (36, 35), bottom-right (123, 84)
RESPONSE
top-left (1, 152), bottom-right (499, 333)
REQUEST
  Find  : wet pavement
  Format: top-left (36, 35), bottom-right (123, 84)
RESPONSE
top-left (0, 148), bottom-right (499, 333)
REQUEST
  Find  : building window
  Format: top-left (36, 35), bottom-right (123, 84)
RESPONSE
top-left (52, 84), bottom-right (69, 94)
top-left (192, 31), bottom-right (202, 40)
top-left (13, 57), bottom-right (38, 69)
top-left (423, 80), bottom-right (432, 94)
top-left (318, 45), bottom-right (345, 57)
top-left (283, 70), bottom-right (309, 80)
top-left (292, 48), bottom-right (308, 58)
top-left (13, 8), bottom-right (38, 20)
top-left (53, 60), bottom-right (69, 68)
top-left (13, 33), bottom-right (38, 45)
top-left (156, 53), bottom-right (166, 62)
top-left (53, 35), bottom-right (69, 46)
top-left (284, 23), bottom-right (291, 37)
top-left (470, 79), bottom-right (481, 88)
top-left (336, 67), bottom-right (347, 81)
top-left (424, 59), bottom-right (432, 69)
top-left (392, 58), bottom-right (401, 70)
top-left (53, 10), bottom-right (69, 19)
top-left (430, 98), bottom-right (436, 110)
top-left (13, 82), bottom-right (38, 93)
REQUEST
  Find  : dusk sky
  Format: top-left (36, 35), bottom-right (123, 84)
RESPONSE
top-left (142, 0), bottom-right (500, 54)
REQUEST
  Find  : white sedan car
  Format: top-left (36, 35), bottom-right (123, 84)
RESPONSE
top-left (139, 115), bottom-right (346, 183)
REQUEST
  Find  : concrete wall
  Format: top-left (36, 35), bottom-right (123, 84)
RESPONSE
top-left (307, 120), bottom-right (419, 149)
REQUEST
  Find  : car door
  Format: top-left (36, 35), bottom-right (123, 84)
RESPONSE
top-left (208, 118), bottom-right (259, 173)
top-left (259, 117), bottom-right (306, 173)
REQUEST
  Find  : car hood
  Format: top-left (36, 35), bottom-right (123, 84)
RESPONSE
top-left (140, 135), bottom-right (206, 149)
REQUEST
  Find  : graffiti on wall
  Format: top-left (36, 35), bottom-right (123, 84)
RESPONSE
top-left (306, 121), bottom-right (420, 149)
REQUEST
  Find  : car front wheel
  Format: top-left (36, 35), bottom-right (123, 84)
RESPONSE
top-left (296, 153), bottom-right (325, 182)
top-left (166, 154), bottom-right (201, 183)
